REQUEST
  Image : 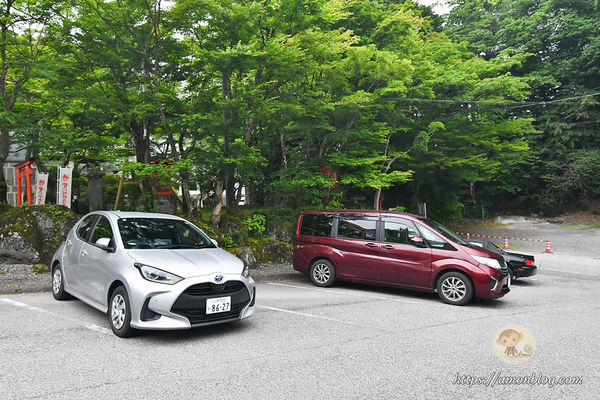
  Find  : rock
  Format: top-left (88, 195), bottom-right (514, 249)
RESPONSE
top-left (249, 238), bottom-right (293, 265)
top-left (0, 205), bottom-right (78, 266)
top-left (266, 219), bottom-right (294, 242)
top-left (228, 246), bottom-right (259, 268)
top-left (0, 233), bottom-right (40, 264)
top-left (226, 238), bottom-right (293, 268)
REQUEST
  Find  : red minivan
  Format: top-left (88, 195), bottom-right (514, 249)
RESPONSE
top-left (293, 210), bottom-right (510, 305)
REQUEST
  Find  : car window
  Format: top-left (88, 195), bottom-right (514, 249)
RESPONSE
top-left (299, 214), bottom-right (333, 237)
top-left (174, 221), bottom-right (211, 246)
top-left (337, 215), bottom-right (377, 241)
top-left (77, 215), bottom-right (98, 241)
top-left (117, 218), bottom-right (214, 249)
top-left (90, 216), bottom-right (114, 247)
top-left (383, 218), bottom-right (420, 245)
top-left (418, 225), bottom-right (456, 251)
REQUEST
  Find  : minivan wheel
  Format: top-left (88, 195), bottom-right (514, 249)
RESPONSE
top-left (437, 271), bottom-right (473, 305)
top-left (310, 259), bottom-right (336, 287)
top-left (52, 264), bottom-right (71, 300)
top-left (109, 286), bottom-right (137, 338)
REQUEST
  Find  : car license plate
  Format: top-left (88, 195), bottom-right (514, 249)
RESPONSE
top-left (206, 296), bottom-right (231, 314)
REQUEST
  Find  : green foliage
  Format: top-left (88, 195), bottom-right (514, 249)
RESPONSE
top-left (242, 214), bottom-right (266, 236)
top-left (446, 0), bottom-right (600, 209)
top-left (222, 233), bottom-right (236, 249)
top-left (5, 0), bottom-right (595, 217)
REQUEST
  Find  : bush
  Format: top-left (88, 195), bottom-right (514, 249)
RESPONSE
top-left (242, 214), bottom-right (266, 236)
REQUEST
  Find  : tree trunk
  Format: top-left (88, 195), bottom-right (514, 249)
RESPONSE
top-left (226, 175), bottom-right (236, 210)
top-left (210, 174), bottom-right (225, 227)
top-left (87, 166), bottom-right (104, 212)
top-left (180, 172), bottom-right (193, 216)
top-left (0, 127), bottom-right (9, 203)
top-left (374, 188), bottom-right (382, 211)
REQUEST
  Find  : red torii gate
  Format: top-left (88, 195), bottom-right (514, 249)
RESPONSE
top-left (15, 160), bottom-right (34, 206)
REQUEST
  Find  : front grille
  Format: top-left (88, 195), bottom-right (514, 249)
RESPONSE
top-left (171, 280), bottom-right (250, 325)
top-left (184, 281), bottom-right (246, 296)
top-left (175, 304), bottom-right (247, 324)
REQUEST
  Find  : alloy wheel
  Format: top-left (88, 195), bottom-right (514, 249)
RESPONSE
top-left (441, 277), bottom-right (467, 301)
top-left (52, 269), bottom-right (62, 295)
top-left (312, 263), bottom-right (331, 284)
top-left (111, 294), bottom-right (127, 330)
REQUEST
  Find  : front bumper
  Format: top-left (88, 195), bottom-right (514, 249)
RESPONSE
top-left (128, 274), bottom-right (256, 330)
top-left (476, 270), bottom-right (510, 299)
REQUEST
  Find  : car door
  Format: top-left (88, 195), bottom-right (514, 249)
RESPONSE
top-left (78, 215), bottom-right (116, 305)
top-left (331, 214), bottom-right (380, 281)
top-left (64, 214), bottom-right (98, 290)
top-left (378, 217), bottom-right (432, 288)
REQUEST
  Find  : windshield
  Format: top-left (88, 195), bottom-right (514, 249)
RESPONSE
top-left (117, 218), bottom-right (215, 249)
top-left (418, 218), bottom-right (469, 246)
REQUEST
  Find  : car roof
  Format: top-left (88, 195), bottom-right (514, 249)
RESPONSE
top-left (86, 211), bottom-right (184, 221)
top-left (301, 209), bottom-right (424, 219)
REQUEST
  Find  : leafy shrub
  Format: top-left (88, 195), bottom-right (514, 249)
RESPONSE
top-left (242, 214), bottom-right (266, 236)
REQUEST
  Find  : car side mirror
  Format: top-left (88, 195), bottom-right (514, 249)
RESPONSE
top-left (95, 237), bottom-right (115, 252)
top-left (210, 238), bottom-right (218, 247)
top-left (411, 236), bottom-right (426, 246)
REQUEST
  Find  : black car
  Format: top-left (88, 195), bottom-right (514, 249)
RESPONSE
top-left (468, 239), bottom-right (537, 280)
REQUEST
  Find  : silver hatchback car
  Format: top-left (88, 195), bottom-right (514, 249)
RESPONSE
top-left (51, 211), bottom-right (256, 337)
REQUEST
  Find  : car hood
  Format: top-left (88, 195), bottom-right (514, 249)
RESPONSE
top-left (127, 248), bottom-right (244, 278)
top-left (460, 244), bottom-right (503, 260)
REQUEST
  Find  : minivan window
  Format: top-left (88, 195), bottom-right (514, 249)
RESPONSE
top-left (300, 214), bottom-right (333, 237)
top-left (77, 215), bottom-right (98, 240)
top-left (383, 218), bottom-right (420, 245)
top-left (90, 216), bottom-right (114, 246)
top-left (337, 215), bottom-right (377, 241)
top-left (419, 218), bottom-right (468, 246)
top-left (418, 225), bottom-right (456, 251)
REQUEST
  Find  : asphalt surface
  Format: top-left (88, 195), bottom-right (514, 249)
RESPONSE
top-left (1, 271), bottom-right (598, 399)
top-left (455, 217), bottom-right (600, 259)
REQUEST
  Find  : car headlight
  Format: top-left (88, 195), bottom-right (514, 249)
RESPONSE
top-left (471, 255), bottom-right (503, 272)
top-left (241, 262), bottom-right (250, 279)
top-left (134, 263), bottom-right (183, 285)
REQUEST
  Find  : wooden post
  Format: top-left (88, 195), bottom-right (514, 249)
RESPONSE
top-left (114, 173), bottom-right (125, 211)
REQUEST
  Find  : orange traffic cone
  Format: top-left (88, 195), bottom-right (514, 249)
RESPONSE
top-left (504, 237), bottom-right (509, 249)
top-left (467, 233), bottom-right (470, 239)
top-left (545, 240), bottom-right (552, 253)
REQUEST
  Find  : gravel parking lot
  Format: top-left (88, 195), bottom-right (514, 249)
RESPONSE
top-left (1, 270), bottom-right (598, 399)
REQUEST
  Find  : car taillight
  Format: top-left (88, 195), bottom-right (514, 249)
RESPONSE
top-left (525, 260), bottom-right (533, 266)
top-left (296, 214), bottom-right (302, 236)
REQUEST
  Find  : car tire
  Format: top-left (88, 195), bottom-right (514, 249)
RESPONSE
top-left (436, 271), bottom-right (474, 305)
top-left (509, 269), bottom-right (517, 282)
top-left (309, 259), bottom-right (336, 287)
top-left (109, 286), bottom-right (137, 338)
top-left (52, 264), bottom-right (71, 300)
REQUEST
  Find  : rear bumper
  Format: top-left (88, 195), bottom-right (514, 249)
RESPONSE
top-left (512, 265), bottom-right (538, 278)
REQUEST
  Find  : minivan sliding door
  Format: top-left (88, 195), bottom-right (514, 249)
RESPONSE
top-left (332, 214), bottom-right (380, 281)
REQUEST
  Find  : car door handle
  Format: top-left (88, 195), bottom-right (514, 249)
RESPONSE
top-left (365, 243), bottom-right (377, 248)
top-left (81, 250), bottom-right (88, 256)
top-left (67, 240), bottom-right (72, 246)
top-left (381, 245), bottom-right (394, 250)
